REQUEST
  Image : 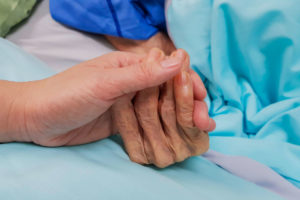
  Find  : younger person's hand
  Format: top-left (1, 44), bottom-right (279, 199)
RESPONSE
top-left (7, 49), bottom-right (186, 146)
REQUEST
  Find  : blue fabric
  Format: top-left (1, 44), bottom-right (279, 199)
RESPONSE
top-left (0, 38), bottom-right (283, 199)
top-left (167, 0), bottom-right (300, 188)
top-left (49, 0), bottom-right (166, 40)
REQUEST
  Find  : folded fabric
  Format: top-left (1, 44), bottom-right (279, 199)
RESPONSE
top-left (0, 0), bottom-right (36, 37)
top-left (49, 0), bottom-right (166, 40)
top-left (0, 37), bottom-right (284, 200)
top-left (166, 0), bottom-right (300, 188)
top-left (204, 150), bottom-right (300, 200)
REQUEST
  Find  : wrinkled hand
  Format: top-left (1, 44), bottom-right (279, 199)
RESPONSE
top-left (112, 50), bottom-right (215, 168)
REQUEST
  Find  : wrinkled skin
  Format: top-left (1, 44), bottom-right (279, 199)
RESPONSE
top-left (112, 50), bottom-right (214, 168)
top-left (106, 32), bottom-right (176, 55)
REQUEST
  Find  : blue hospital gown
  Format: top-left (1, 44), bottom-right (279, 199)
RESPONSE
top-left (50, 0), bottom-right (166, 40)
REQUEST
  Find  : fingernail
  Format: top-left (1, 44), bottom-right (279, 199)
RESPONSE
top-left (170, 49), bottom-right (185, 60)
top-left (148, 48), bottom-right (164, 61)
top-left (160, 57), bottom-right (181, 68)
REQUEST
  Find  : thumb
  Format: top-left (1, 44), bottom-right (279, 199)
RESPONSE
top-left (104, 48), bottom-right (185, 100)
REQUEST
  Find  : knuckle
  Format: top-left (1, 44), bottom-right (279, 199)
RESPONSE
top-left (153, 146), bottom-right (175, 168)
top-left (178, 100), bottom-right (193, 113)
top-left (161, 102), bottom-right (176, 119)
top-left (135, 102), bottom-right (158, 119)
top-left (137, 63), bottom-right (154, 87)
top-left (174, 144), bottom-right (192, 162)
top-left (167, 133), bottom-right (192, 162)
top-left (129, 152), bottom-right (149, 165)
top-left (155, 155), bottom-right (175, 168)
top-left (191, 132), bottom-right (210, 155)
top-left (177, 111), bottom-right (194, 128)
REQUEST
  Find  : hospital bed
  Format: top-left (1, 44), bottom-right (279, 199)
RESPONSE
top-left (1, 1), bottom-right (299, 199)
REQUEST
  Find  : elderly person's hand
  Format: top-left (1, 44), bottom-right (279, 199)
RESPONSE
top-left (112, 50), bottom-right (215, 168)
top-left (1, 49), bottom-right (185, 146)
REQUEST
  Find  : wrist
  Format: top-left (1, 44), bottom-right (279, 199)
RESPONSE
top-left (105, 32), bottom-right (176, 55)
top-left (0, 80), bottom-right (38, 143)
top-left (0, 81), bottom-right (24, 142)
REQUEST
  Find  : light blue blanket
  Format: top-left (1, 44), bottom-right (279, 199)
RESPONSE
top-left (167, 0), bottom-right (300, 188)
top-left (0, 38), bottom-right (283, 199)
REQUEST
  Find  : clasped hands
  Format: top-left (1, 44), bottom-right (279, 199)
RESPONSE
top-left (12, 48), bottom-right (215, 168)
top-left (112, 49), bottom-right (214, 167)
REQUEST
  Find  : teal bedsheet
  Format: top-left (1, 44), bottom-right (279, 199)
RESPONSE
top-left (167, 0), bottom-right (300, 188)
top-left (0, 38), bottom-right (283, 199)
